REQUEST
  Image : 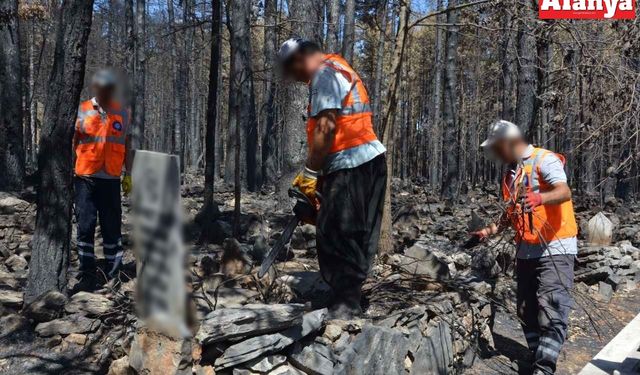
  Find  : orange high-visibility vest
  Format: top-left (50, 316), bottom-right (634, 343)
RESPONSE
top-left (502, 147), bottom-right (578, 245)
top-left (306, 54), bottom-right (378, 154)
top-left (74, 99), bottom-right (128, 177)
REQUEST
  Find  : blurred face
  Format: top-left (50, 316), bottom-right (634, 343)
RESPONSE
top-left (283, 52), bottom-right (322, 83)
top-left (490, 138), bottom-right (518, 164)
top-left (93, 84), bottom-right (115, 105)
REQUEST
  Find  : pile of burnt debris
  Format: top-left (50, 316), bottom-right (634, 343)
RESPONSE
top-left (0, 178), bottom-right (638, 374)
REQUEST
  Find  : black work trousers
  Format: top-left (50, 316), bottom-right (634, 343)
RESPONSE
top-left (517, 254), bottom-right (574, 375)
top-left (74, 176), bottom-right (123, 278)
top-left (316, 154), bottom-right (387, 299)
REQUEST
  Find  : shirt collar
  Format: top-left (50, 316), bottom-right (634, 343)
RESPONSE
top-left (521, 144), bottom-right (534, 159)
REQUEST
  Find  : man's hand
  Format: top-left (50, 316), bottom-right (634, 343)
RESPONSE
top-left (292, 167), bottom-right (319, 207)
top-left (122, 175), bottom-right (132, 196)
top-left (524, 192), bottom-right (543, 210)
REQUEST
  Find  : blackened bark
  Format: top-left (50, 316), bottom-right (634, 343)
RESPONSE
top-left (26, 0), bottom-right (94, 303)
top-left (342, 0), bottom-right (356, 63)
top-left (0, 0), bottom-right (25, 191)
top-left (378, 0), bottom-right (410, 254)
top-left (200, 0), bottom-right (222, 220)
top-left (500, 10), bottom-right (515, 121)
top-left (430, 0), bottom-right (445, 187)
top-left (228, 0), bottom-right (258, 191)
top-left (326, 0), bottom-right (340, 52)
top-left (441, 0), bottom-right (460, 202)
top-left (515, 0), bottom-right (538, 137)
top-left (262, 0), bottom-right (278, 185)
top-left (372, 0), bottom-right (388, 131)
top-left (132, 0), bottom-right (146, 151)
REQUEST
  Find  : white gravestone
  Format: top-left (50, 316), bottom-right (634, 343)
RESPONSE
top-left (131, 150), bottom-right (188, 336)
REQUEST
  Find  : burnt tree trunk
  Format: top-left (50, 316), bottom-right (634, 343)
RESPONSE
top-left (262, 0), bottom-right (278, 185)
top-left (227, 0), bottom-right (258, 191)
top-left (515, 0), bottom-right (538, 137)
top-left (342, 0), bottom-right (356, 63)
top-left (429, 0), bottom-right (445, 187)
top-left (378, 0), bottom-right (410, 254)
top-left (441, 0), bottom-right (460, 202)
top-left (26, 0), bottom-right (94, 303)
top-left (132, 0), bottom-right (146, 150)
top-left (0, 0), bottom-right (25, 191)
top-left (326, 0), bottom-right (341, 52)
top-left (200, 0), bottom-right (222, 221)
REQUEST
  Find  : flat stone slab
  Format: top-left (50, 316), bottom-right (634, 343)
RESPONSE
top-left (214, 308), bottom-right (327, 370)
top-left (335, 324), bottom-right (409, 375)
top-left (197, 304), bottom-right (305, 345)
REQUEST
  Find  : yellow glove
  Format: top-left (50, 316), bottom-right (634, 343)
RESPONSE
top-left (122, 175), bottom-right (132, 196)
top-left (292, 167), bottom-right (318, 205)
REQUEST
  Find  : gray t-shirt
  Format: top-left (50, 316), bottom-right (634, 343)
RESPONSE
top-left (309, 65), bottom-right (385, 174)
top-left (513, 145), bottom-right (578, 259)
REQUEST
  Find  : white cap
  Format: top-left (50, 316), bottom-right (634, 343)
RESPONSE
top-left (91, 69), bottom-right (117, 88)
top-left (277, 38), bottom-right (304, 63)
top-left (480, 120), bottom-right (523, 147)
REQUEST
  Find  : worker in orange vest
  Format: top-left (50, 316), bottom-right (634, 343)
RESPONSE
top-left (278, 38), bottom-right (387, 319)
top-left (73, 69), bottom-right (132, 292)
top-left (472, 120), bottom-right (577, 375)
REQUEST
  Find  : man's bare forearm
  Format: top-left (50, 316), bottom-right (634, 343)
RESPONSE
top-left (305, 110), bottom-right (337, 171)
top-left (540, 182), bottom-right (571, 205)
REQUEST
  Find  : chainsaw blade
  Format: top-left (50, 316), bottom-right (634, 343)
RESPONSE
top-left (258, 215), bottom-right (300, 278)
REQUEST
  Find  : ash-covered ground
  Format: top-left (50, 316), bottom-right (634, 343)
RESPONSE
top-left (0, 174), bottom-right (638, 374)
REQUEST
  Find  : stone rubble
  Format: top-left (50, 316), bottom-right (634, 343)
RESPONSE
top-left (0, 179), bottom-right (638, 374)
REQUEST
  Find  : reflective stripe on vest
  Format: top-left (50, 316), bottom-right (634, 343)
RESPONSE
top-left (502, 147), bottom-right (578, 245)
top-left (306, 54), bottom-right (378, 154)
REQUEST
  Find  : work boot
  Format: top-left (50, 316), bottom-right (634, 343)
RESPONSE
top-left (71, 270), bottom-right (100, 294)
top-left (327, 287), bottom-right (363, 320)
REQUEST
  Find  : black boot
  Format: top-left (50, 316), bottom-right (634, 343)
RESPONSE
top-left (328, 287), bottom-right (363, 320)
top-left (72, 270), bottom-right (100, 293)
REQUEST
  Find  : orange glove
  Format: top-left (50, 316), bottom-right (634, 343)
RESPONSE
top-left (292, 167), bottom-right (319, 206)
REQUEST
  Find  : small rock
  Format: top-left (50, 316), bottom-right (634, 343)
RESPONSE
top-left (65, 291), bottom-right (113, 317)
top-left (129, 327), bottom-right (192, 375)
top-left (23, 290), bottom-right (67, 322)
top-left (35, 314), bottom-right (100, 337)
top-left (0, 289), bottom-right (23, 307)
top-left (221, 238), bottom-right (251, 277)
top-left (289, 342), bottom-right (335, 375)
top-left (0, 194), bottom-right (30, 214)
top-left (107, 355), bottom-right (133, 375)
top-left (241, 354), bottom-right (286, 373)
top-left (45, 335), bottom-right (63, 348)
top-left (597, 281), bottom-right (613, 303)
top-left (0, 313), bottom-right (30, 337)
top-left (65, 333), bottom-right (88, 345)
top-left (5, 254), bottom-right (27, 273)
top-left (323, 324), bottom-right (342, 341)
top-left (193, 364), bottom-right (215, 375)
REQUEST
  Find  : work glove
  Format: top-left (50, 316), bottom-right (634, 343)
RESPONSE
top-left (292, 167), bottom-right (319, 208)
top-left (122, 175), bottom-right (132, 196)
top-left (470, 228), bottom-right (489, 241)
top-left (524, 192), bottom-right (543, 211)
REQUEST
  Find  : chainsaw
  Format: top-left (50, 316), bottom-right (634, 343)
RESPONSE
top-left (258, 187), bottom-right (319, 278)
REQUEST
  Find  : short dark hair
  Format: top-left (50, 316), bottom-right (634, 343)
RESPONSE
top-left (282, 40), bottom-right (322, 67)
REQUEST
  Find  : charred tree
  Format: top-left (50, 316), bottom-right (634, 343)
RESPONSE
top-left (326, 0), bottom-right (341, 52)
top-left (262, 0), bottom-right (278, 185)
top-left (0, 0), bottom-right (25, 191)
top-left (227, 0), bottom-right (258, 191)
top-left (515, 0), bottom-right (538, 136)
top-left (26, 0), bottom-right (94, 303)
top-left (131, 0), bottom-right (146, 151)
top-left (440, 0), bottom-right (460, 203)
top-left (378, 0), bottom-right (410, 254)
top-left (342, 0), bottom-right (356, 63)
top-left (199, 0), bottom-right (222, 222)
